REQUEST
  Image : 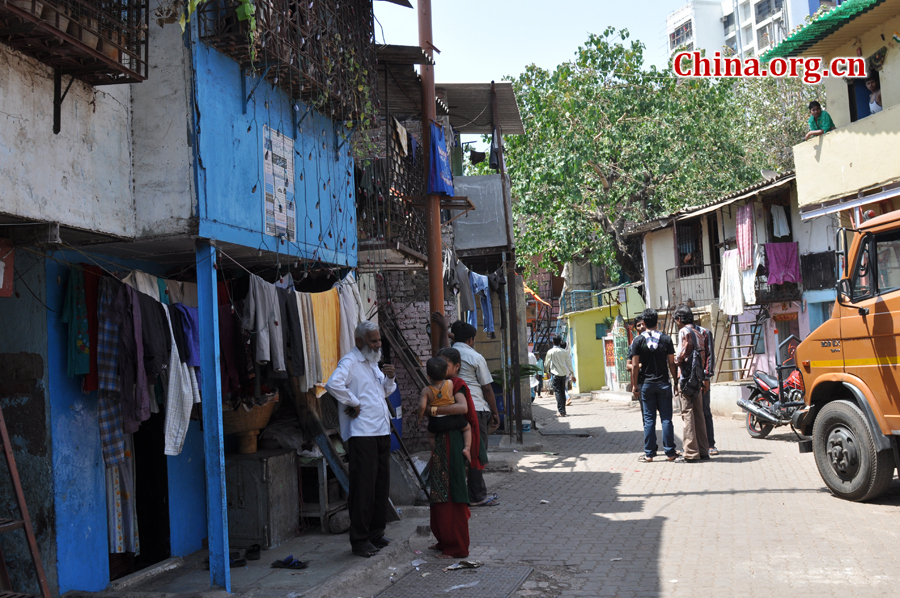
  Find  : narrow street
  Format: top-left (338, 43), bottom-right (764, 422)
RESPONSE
top-left (380, 394), bottom-right (900, 598)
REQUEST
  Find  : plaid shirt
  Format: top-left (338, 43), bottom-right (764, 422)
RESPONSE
top-left (97, 278), bottom-right (125, 466)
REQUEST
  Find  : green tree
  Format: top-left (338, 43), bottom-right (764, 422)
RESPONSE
top-left (505, 28), bottom-right (763, 282)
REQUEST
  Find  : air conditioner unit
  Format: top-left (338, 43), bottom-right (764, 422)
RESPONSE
top-left (721, 15), bottom-right (729, 22)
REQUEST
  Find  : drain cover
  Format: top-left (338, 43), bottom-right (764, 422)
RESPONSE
top-left (376, 564), bottom-right (532, 598)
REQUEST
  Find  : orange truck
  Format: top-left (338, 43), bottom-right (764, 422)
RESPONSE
top-left (793, 211), bottom-right (900, 501)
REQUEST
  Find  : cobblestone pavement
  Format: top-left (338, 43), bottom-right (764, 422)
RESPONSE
top-left (457, 393), bottom-right (900, 598)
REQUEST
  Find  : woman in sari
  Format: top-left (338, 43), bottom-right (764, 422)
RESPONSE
top-left (424, 348), bottom-right (484, 558)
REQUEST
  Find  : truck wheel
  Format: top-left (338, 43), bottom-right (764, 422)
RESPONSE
top-left (812, 400), bottom-right (895, 502)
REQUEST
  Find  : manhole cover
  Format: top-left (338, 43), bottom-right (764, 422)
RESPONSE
top-left (376, 564), bottom-right (532, 598)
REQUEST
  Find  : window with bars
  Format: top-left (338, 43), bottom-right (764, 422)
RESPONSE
top-left (676, 219), bottom-right (704, 277)
top-left (670, 20), bottom-right (693, 50)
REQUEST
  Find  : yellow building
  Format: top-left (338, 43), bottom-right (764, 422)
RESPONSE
top-left (560, 283), bottom-right (646, 393)
top-left (768, 0), bottom-right (900, 219)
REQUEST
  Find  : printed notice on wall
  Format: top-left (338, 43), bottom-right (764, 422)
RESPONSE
top-left (263, 126), bottom-right (296, 242)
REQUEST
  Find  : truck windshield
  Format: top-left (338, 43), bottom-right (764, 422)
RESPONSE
top-left (876, 230), bottom-right (900, 294)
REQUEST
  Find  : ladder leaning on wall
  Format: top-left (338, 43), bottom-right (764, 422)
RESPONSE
top-left (714, 309), bottom-right (768, 382)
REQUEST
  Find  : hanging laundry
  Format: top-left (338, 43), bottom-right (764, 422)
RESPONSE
top-left (118, 285), bottom-right (150, 434)
top-left (82, 264), bottom-right (103, 391)
top-left (337, 273), bottom-right (365, 357)
top-left (488, 268), bottom-right (507, 331)
top-left (467, 271), bottom-right (494, 334)
top-left (736, 204), bottom-right (754, 270)
top-left (427, 122), bottom-right (455, 196)
top-left (409, 134), bottom-right (419, 164)
top-left (180, 282), bottom-right (198, 308)
top-left (136, 292), bottom-right (171, 383)
top-left (61, 266), bottom-right (91, 378)
top-left (771, 205), bottom-right (791, 238)
top-left (766, 242), bottom-right (801, 285)
top-left (275, 272), bottom-right (294, 289)
top-left (296, 292), bottom-right (322, 392)
top-left (392, 116), bottom-right (409, 157)
top-left (445, 255), bottom-right (475, 312)
top-left (742, 245), bottom-right (766, 305)
top-left (157, 278), bottom-right (169, 304)
top-left (719, 249), bottom-right (744, 316)
top-left (489, 128), bottom-right (500, 170)
top-left (280, 288), bottom-right (305, 377)
top-left (357, 272), bottom-right (379, 323)
top-left (219, 303), bottom-right (241, 393)
top-left (174, 304), bottom-right (201, 368)
top-left (243, 274), bottom-right (285, 373)
top-left (98, 277), bottom-right (125, 466)
top-left (311, 288), bottom-right (341, 382)
top-left (106, 439), bottom-right (139, 555)
top-left (124, 270), bottom-right (161, 301)
top-left (161, 305), bottom-right (199, 456)
top-left (469, 150), bottom-right (486, 165)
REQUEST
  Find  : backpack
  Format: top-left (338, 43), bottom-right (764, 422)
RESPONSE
top-left (681, 327), bottom-right (706, 397)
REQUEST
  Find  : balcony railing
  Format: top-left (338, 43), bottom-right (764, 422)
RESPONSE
top-left (199, 0), bottom-right (376, 122)
top-left (356, 140), bottom-right (427, 258)
top-left (0, 0), bottom-right (148, 84)
top-left (666, 262), bottom-right (801, 308)
top-left (559, 290), bottom-right (601, 316)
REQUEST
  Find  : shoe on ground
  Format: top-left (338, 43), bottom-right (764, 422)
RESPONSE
top-left (709, 446), bottom-right (719, 456)
top-left (372, 536), bottom-right (391, 549)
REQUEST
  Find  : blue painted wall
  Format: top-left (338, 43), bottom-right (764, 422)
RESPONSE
top-left (190, 34), bottom-right (358, 267)
top-left (45, 251), bottom-right (207, 593)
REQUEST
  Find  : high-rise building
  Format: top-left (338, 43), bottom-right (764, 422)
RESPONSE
top-left (665, 0), bottom-right (840, 60)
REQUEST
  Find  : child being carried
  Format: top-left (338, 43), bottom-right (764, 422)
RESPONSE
top-left (417, 357), bottom-right (472, 463)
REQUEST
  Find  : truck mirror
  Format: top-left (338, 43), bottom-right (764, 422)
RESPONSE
top-left (837, 278), bottom-right (852, 306)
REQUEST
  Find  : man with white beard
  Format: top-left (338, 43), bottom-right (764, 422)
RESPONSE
top-left (325, 320), bottom-right (397, 557)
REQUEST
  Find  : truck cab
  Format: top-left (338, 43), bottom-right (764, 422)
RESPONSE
top-left (794, 210), bottom-right (900, 501)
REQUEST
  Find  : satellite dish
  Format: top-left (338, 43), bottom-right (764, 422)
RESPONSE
top-left (760, 169), bottom-right (778, 180)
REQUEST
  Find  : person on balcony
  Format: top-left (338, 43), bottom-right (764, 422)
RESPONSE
top-left (804, 101), bottom-right (835, 141)
top-left (867, 74), bottom-right (883, 114)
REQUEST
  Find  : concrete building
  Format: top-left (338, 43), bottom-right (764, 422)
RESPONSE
top-left (666, 0), bottom-right (838, 58)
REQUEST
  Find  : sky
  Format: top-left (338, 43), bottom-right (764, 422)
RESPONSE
top-left (373, 0), bottom-right (689, 83)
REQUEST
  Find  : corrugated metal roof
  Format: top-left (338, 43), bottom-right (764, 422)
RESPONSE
top-left (625, 171), bottom-right (796, 236)
top-left (764, 0), bottom-right (889, 60)
top-left (436, 82), bottom-right (525, 135)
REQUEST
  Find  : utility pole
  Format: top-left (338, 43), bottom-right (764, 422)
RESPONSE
top-left (492, 81), bottom-right (523, 444)
top-left (418, 0), bottom-right (444, 355)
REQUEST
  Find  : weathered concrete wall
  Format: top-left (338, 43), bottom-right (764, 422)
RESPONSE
top-left (0, 45), bottom-right (134, 238)
top-left (0, 250), bottom-right (56, 596)
top-left (131, 21), bottom-right (196, 238)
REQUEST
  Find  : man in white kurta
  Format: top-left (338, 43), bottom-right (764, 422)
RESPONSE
top-left (325, 321), bottom-right (396, 557)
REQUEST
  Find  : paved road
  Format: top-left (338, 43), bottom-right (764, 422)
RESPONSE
top-left (461, 393), bottom-right (900, 598)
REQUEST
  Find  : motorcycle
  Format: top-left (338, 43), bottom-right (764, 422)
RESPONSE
top-left (736, 335), bottom-right (807, 438)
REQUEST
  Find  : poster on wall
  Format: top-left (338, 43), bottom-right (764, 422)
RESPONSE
top-left (263, 125), bottom-right (296, 243)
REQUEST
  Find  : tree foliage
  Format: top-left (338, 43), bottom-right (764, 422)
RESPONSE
top-left (504, 27), bottom-right (817, 283)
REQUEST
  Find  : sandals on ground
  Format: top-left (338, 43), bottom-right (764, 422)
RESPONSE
top-left (638, 455), bottom-right (653, 462)
top-left (271, 555), bottom-right (309, 568)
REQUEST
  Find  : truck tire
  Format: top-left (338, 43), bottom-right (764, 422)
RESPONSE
top-left (812, 400), bottom-right (895, 502)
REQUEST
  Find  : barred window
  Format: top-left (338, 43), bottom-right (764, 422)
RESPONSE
top-left (676, 219), bottom-right (704, 277)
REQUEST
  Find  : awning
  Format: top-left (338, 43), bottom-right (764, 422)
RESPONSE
top-left (764, 0), bottom-right (890, 59)
top-left (800, 184), bottom-right (900, 220)
top-left (435, 82), bottom-right (525, 135)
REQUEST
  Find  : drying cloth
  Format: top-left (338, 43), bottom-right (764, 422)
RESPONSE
top-left (766, 242), bottom-right (801, 285)
top-left (82, 264), bottom-right (103, 391)
top-left (296, 292), bottom-right (322, 392)
top-left (742, 245), bottom-right (766, 305)
top-left (311, 288), bottom-right (342, 383)
top-left (736, 204), bottom-right (754, 270)
top-left (275, 272), bottom-right (294, 289)
top-left (123, 270), bottom-right (160, 301)
top-left (282, 288), bottom-right (306, 377)
top-left (392, 116), bottom-right (408, 157)
top-left (161, 306), bottom-right (197, 456)
top-left (106, 437), bottom-right (140, 555)
top-left (488, 268), bottom-right (507, 331)
top-left (118, 285), bottom-right (150, 434)
top-left (771, 205), bottom-right (791, 238)
top-left (337, 274), bottom-right (363, 358)
top-left (357, 273), bottom-right (379, 323)
top-left (166, 280), bottom-right (184, 305)
top-left (174, 304), bottom-right (201, 368)
top-left (719, 249), bottom-right (744, 316)
top-left (219, 303), bottom-right (241, 393)
top-left (454, 260), bottom-right (476, 312)
top-left (243, 274), bottom-right (285, 372)
top-left (97, 277), bottom-right (125, 466)
top-left (61, 266), bottom-right (91, 377)
top-left (466, 272), bottom-right (494, 334)
top-left (157, 278), bottom-right (169, 305)
top-left (180, 282), bottom-right (198, 308)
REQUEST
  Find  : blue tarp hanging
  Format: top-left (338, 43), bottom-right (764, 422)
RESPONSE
top-left (427, 122), bottom-right (454, 196)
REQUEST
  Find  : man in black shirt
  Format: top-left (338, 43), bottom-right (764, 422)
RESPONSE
top-left (630, 308), bottom-right (679, 462)
top-left (626, 315), bottom-right (646, 399)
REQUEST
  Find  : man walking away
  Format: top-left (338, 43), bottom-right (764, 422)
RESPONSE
top-left (630, 309), bottom-right (679, 462)
top-left (697, 322), bottom-right (718, 455)
top-left (673, 305), bottom-right (710, 463)
top-left (545, 335), bottom-right (574, 417)
top-left (450, 321), bottom-right (501, 507)
top-left (325, 321), bottom-right (397, 557)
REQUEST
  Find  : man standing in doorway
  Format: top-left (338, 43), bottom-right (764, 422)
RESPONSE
top-left (325, 321), bottom-right (397, 557)
top-left (673, 305), bottom-right (710, 463)
top-left (450, 321), bottom-right (501, 508)
top-left (630, 309), bottom-right (679, 462)
top-left (545, 335), bottom-right (574, 417)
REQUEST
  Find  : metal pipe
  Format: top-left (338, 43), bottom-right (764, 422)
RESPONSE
top-left (736, 398), bottom-right (781, 425)
top-left (418, 0), bottom-right (444, 355)
top-left (492, 82), bottom-right (523, 443)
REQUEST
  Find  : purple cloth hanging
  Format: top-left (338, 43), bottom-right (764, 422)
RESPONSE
top-left (766, 242), bottom-right (800, 285)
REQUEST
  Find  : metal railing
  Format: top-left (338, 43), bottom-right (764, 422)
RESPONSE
top-left (666, 263), bottom-right (722, 309)
top-left (199, 0), bottom-right (377, 121)
top-left (558, 290), bottom-right (601, 316)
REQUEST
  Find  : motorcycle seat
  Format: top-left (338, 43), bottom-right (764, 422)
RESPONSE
top-left (753, 371), bottom-right (779, 391)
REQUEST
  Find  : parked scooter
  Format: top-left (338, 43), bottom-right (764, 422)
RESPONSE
top-left (737, 336), bottom-right (806, 438)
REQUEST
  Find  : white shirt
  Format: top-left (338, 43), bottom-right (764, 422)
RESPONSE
top-left (324, 347), bottom-right (397, 441)
top-left (452, 342), bottom-right (494, 412)
top-left (528, 352), bottom-right (539, 389)
top-left (545, 346), bottom-right (572, 377)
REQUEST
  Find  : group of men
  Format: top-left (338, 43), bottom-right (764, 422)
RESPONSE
top-left (627, 306), bottom-right (718, 463)
top-left (324, 318), bottom-right (501, 557)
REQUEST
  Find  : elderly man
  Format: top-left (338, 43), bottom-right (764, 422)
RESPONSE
top-left (325, 320), bottom-right (396, 557)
